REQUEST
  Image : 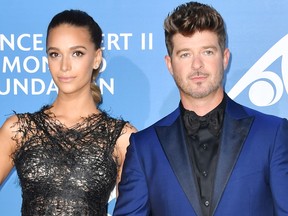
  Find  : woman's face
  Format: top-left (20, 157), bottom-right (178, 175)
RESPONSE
top-left (46, 24), bottom-right (101, 97)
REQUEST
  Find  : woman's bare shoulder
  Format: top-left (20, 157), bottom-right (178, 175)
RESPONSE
top-left (0, 114), bottom-right (21, 142)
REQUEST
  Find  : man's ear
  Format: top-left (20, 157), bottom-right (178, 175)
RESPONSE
top-left (223, 48), bottom-right (230, 70)
top-left (165, 55), bottom-right (174, 76)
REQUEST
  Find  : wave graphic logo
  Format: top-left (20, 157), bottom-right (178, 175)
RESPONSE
top-left (228, 34), bottom-right (288, 106)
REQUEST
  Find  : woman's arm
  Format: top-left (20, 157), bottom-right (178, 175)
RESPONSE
top-left (114, 123), bottom-right (137, 195)
top-left (0, 115), bottom-right (18, 185)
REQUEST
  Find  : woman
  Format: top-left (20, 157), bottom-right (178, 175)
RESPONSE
top-left (0, 10), bottom-right (136, 215)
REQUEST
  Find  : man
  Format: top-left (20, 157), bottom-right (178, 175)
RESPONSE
top-left (114, 2), bottom-right (288, 216)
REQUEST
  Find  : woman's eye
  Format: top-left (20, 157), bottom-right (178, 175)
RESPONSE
top-left (73, 51), bottom-right (84, 57)
top-left (49, 52), bottom-right (59, 58)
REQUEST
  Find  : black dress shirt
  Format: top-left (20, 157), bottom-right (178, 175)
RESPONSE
top-left (181, 98), bottom-right (225, 216)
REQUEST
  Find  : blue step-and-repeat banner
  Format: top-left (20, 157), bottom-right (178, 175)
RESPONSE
top-left (1, 0), bottom-right (288, 215)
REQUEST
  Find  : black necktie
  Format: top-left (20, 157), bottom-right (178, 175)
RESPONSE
top-left (183, 108), bottom-right (224, 137)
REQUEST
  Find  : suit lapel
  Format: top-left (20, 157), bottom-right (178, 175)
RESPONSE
top-left (156, 115), bottom-right (203, 216)
top-left (210, 98), bottom-right (254, 215)
top-left (154, 98), bottom-right (254, 215)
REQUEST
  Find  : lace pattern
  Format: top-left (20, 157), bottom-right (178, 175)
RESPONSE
top-left (12, 106), bottom-right (127, 216)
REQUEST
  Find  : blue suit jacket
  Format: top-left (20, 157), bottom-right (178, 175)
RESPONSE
top-left (114, 96), bottom-right (288, 216)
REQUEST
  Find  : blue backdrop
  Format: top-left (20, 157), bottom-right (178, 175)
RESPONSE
top-left (1, 0), bottom-right (288, 215)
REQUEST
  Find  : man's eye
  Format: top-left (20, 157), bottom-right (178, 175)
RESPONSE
top-left (204, 50), bottom-right (213, 55)
top-left (180, 53), bottom-right (190, 58)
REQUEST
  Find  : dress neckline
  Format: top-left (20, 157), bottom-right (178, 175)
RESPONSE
top-left (40, 105), bottom-right (104, 130)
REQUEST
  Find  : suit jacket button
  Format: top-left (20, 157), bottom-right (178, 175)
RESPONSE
top-left (204, 200), bottom-right (209, 207)
top-left (202, 171), bottom-right (208, 177)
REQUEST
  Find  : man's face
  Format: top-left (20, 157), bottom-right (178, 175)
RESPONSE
top-left (165, 31), bottom-right (230, 100)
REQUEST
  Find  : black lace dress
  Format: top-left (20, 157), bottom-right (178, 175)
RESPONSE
top-left (11, 106), bottom-right (127, 216)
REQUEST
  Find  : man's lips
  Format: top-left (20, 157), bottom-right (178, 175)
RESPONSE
top-left (191, 76), bottom-right (207, 81)
top-left (189, 72), bottom-right (208, 81)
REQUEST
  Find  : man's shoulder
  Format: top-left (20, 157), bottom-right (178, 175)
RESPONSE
top-left (228, 97), bottom-right (286, 125)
